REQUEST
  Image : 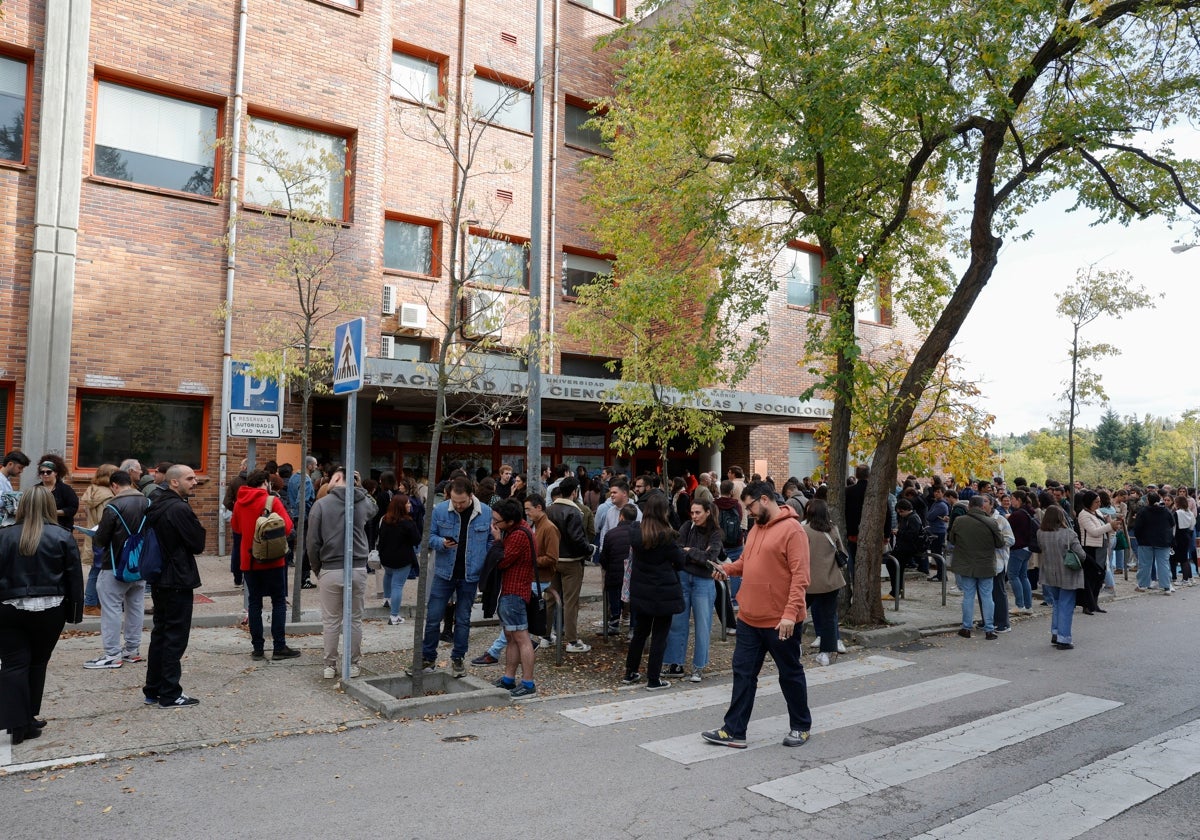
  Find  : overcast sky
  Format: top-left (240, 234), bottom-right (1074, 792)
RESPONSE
top-left (950, 129), bottom-right (1200, 437)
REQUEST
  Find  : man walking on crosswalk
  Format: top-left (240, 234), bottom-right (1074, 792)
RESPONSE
top-left (703, 481), bottom-right (812, 749)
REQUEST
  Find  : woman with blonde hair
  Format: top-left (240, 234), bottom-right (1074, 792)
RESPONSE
top-left (0, 486), bottom-right (84, 743)
top-left (79, 464), bottom-right (117, 617)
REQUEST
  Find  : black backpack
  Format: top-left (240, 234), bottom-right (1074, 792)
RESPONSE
top-left (719, 506), bottom-right (742, 547)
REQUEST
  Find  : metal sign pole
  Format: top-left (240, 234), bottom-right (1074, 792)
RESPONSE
top-left (342, 395), bottom-right (356, 682)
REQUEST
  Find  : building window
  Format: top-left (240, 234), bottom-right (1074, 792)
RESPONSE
top-left (856, 275), bottom-right (887, 324)
top-left (788, 430), bottom-right (818, 480)
top-left (0, 384), bottom-right (12, 452)
top-left (392, 338), bottom-right (432, 362)
top-left (244, 116), bottom-right (349, 220)
top-left (473, 71), bottom-right (532, 132)
top-left (780, 244), bottom-right (823, 309)
top-left (391, 49), bottom-right (443, 105)
top-left (0, 54), bottom-right (28, 165)
top-left (561, 251), bottom-right (612, 298)
top-left (565, 100), bottom-right (607, 154)
top-left (384, 217), bottom-right (438, 276)
top-left (571, 0), bottom-right (623, 15)
top-left (468, 233), bottom-right (528, 289)
top-left (560, 354), bottom-right (620, 379)
top-left (77, 393), bottom-right (208, 471)
top-left (93, 81), bottom-right (219, 196)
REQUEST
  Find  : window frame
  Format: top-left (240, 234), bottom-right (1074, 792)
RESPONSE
top-left (391, 43), bottom-right (448, 107)
top-left (89, 71), bottom-right (225, 201)
top-left (308, 0), bottom-right (362, 12)
top-left (242, 108), bottom-right (354, 223)
top-left (472, 67), bottom-right (533, 135)
top-left (566, 0), bottom-right (625, 18)
top-left (781, 241), bottom-right (827, 313)
top-left (383, 213), bottom-right (441, 279)
top-left (563, 95), bottom-right (609, 156)
top-left (0, 48), bottom-right (33, 167)
top-left (560, 246), bottom-right (614, 300)
top-left (74, 389), bottom-right (211, 475)
top-left (856, 274), bottom-right (894, 326)
top-left (467, 229), bottom-right (530, 291)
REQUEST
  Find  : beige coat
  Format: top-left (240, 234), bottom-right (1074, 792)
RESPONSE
top-left (803, 523), bottom-right (847, 595)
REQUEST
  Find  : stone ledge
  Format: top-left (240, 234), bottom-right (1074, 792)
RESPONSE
top-left (342, 672), bottom-right (511, 718)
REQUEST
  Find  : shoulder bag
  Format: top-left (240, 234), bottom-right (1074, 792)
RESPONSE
top-left (824, 530), bottom-right (849, 569)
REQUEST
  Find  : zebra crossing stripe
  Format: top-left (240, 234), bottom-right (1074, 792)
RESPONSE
top-left (559, 655), bottom-right (913, 728)
top-left (912, 717), bottom-right (1200, 839)
top-left (749, 692), bottom-right (1121, 813)
top-left (641, 672), bottom-right (1007, 765)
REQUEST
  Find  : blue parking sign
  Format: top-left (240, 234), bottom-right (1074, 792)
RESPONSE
top-left (230, 361), bottom-right (281, 413)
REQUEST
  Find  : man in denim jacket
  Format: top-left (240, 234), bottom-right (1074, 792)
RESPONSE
top-left (419, 476), bottom-right (493, 677)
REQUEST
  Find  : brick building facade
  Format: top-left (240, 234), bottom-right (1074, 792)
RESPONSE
top-left (0, 0), bottom-right (914, 551)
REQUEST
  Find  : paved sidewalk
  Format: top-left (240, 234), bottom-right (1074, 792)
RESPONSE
top-left (0, 556), bottom-right (1129, 772)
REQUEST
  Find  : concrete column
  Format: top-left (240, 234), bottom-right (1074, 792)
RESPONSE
top-left (699, 440), bottom-right (722, 476)
top-left (21, 0), bottom-right (91, 486)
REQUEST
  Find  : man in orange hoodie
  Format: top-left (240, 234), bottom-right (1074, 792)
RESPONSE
top-left (703, 481), bottom-right (812, 749)
top-left (232, 470), bottom-right (298, 661)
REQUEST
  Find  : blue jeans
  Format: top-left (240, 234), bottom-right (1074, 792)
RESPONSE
top-left (665, 571), bottom-right (715, 669)
top-left (956, 574), bottom-right (994, 632)
top-left (724, 545), bottom-right (743, 603)
top-left (1042, 585), bottom-right (1076, 644)
top-left (383, 567), bottom-right (409, 618)
top-left (1136, 545), bottom-right (1172, 590)
top-left (722, 619), bottom-right (811, 739)
top-left (1007, 548), bottom-right (1032, 610)
top-left (1111, 547), bottom-right (1125, 572)
top-left (245, 565), bottom-right (288, 652)
top-left (422, 576), bottom-right (478, 661)
top-left (84, 563), bottom-right (102, 607)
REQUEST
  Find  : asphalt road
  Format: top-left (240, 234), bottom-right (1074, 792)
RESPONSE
top-left (6, 588), bottom-right (1200, 840)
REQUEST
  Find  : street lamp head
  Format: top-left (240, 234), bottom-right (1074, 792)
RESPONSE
top-left (1170, 243), bottom-right (1196, 254)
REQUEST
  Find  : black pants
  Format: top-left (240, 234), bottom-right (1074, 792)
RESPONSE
top-left (0, 603), bottom-right (66, 731)
top-left (144, 586), bottom-right (194, 704)
top-left (625, 611), bottom-right (673, 683)
top-left (805, 589), bottom-right (840, 653)
top-left (245, 565), bottom-right (289, 652)
top-left (1077, 548), bottom-right (1103, 611)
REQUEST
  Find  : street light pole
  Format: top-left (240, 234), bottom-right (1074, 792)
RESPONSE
top-left (525, 0), bottom-right (545, 489)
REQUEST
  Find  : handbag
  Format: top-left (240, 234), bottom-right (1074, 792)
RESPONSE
top-left (366, 549), bottom-right (382, 571)
top-left (524, 531), bottom-right (548, 636)
top-left (1114, 529), bottom-right (1129, 551)
top-left (1064, 547), bottom-right (1083, 571)
top-left (824, 531), bottom-right (849, 569)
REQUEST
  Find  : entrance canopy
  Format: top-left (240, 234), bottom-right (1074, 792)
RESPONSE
top-left (362, 358), bottom-right (833, 426)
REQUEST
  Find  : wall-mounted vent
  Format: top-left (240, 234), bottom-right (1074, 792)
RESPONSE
top-left (500, 32), bottom-right (518, 46)
top-left (496, 189), bottom-right (514, 203)
top-left (399, 302), bottom-right (428, 330)
top-left (381, 283), bottom-right (397, 316)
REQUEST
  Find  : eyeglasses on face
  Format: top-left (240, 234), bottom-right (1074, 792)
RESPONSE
top-left (38, 470), bottom-right (54, 475)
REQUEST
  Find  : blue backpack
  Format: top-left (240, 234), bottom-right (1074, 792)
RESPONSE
top-left (108, 504), bottom-right (164, 584)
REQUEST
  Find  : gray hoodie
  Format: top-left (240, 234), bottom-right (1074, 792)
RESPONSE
top-left (306, 485), bottom-right (378, 573)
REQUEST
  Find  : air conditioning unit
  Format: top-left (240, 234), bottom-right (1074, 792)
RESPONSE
top-left (461, 289), bottom-right (506, 339)
top-left (380, 335), bottom-right (395, 359)
top-left (381, 284), bottom-right (398, 316)
top-left (399, 302), bottom-right (428, 330)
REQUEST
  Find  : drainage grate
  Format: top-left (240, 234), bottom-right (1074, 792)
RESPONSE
top-left (442, 734), bottom-right (478, 743)
top-left (893, 641), bottom-right (937, 652)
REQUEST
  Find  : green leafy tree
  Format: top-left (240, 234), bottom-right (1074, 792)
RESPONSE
top-left (1125, 414), bottom-right (1152, 465)
top-left (1092, 407), bottom-right (1130, 465)
top-left (1055, 267), bottom-right (1156, 501)
top-left (593, 0), bottom-right (1200, 625)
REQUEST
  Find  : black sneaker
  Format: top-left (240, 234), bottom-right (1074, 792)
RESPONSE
top-left (663, 664), bottom-right (685, 677)
top-left (159, 695), bottom-right (200, 708)
top-left (620, 672), bottom-right (642, 686)
top-left (451, 657), bottom-right (466, 678)
top-left (510, 684), bottom-right (537, 699)
top-left (272, 647), bottom-right (301, 659)
top-left (985, 631), bottom-right (999, 641)
top-left (701, 728), bottom-right (747, 749)
top-left (251, 650), bottom-right (265, 660)
top-left (301, 579), bottom-right (316, 590)
top-left (782, 729), bottom-right (811, 747)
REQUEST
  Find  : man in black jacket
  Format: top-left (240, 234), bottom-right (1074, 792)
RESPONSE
top-left (144, 465), bottom-right (206, 708)
top-left (548, 482), bottom-right (591, 653)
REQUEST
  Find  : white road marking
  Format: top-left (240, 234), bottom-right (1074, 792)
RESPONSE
top-left (1, 752), bottom-right (107, 773)
top-left (559, 655), bottom-right (914, 727)
top-left (641, 672), bottom-right (1007, 765)
top-left (749, 692), bottom-right (1121, 813)
top-left (912, 717), bottom-right (1200, 839)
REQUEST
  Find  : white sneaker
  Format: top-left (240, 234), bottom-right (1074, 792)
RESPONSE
top-left (809, 637), bottom-right (821, 649)
top-left (84, 653), bottom-right (123, 669)
top-left (688, 670), bottom-right (702, 683)
top-left (815, 652), bottom-right (836, 667)
top-left (1164, 587), bottom-right (1176, 595)
top-left (836, 640), bottom-right (847, 654)
top-left (322, 666), bottom-right (336, 679)
top-left (388, 615), bottom-right (405, 625)
top-left (349, 664), bottom-right (361, 678)
top-left (565, 640), bottom-right (591, 653)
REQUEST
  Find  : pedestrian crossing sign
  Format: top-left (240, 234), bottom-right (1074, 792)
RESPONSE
top-left (333, 317), bottom-right (365, 395)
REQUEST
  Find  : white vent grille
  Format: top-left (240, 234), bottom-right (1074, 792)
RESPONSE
top-left (399, 302), bottom-right (428, 330)
top-left (382, 284), bottom-right (397, 316)
top-left (380, 335), bottom-right (395, 359)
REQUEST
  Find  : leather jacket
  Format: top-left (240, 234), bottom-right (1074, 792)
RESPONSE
top-left (0, 523), bottom-right (85, 623)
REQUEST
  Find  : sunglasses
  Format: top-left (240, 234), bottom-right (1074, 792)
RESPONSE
top-left (38, 470), bottom-right (54, 476)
